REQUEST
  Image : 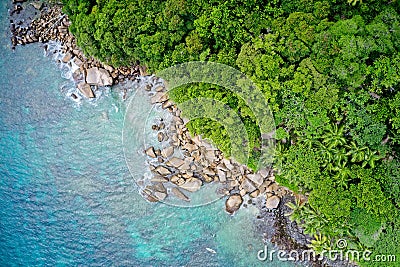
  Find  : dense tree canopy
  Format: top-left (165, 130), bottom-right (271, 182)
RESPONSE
top-left (63, 0), bottom-right (400, 265)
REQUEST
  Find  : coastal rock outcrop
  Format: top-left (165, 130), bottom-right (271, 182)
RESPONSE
top-left (139, 81), bottom-right (289, 207)
top-left (10, 3), bottom-right (141, 98)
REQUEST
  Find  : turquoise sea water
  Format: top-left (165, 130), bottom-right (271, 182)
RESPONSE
top-left (0, 2), bottom-right (298, 266)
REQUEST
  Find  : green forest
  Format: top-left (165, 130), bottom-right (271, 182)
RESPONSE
top-left (62, 0), bottom-right (400, 265)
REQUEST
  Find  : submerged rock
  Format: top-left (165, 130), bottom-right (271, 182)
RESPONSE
top-left (171, 187), bottom-right (190, 202)
top-left (154, 191), bottom-right (167, 201)
top-left (151, 175), bottom-right (169, 183)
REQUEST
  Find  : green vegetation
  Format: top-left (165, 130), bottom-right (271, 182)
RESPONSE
top-left (63, 0), bottom-right (400, 265)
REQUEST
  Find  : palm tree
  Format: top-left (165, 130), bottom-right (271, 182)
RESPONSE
top-left (362, 149), bottom-right (382, 169)
top-left (345, 141), bottom-right (368, 163)
top-left (307, 234), bottom-right (332, 254)
top-left (322, 124), bottom-right (346, 149)
top-left (333, 166), bottom-right (352, 188)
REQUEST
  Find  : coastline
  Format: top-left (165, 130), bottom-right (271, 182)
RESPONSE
top-left (9, 1), bottom-right (144, 99)
top-left (7, 1), bottom-right (355, 267)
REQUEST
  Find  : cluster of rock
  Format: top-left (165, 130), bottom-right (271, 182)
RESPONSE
top-left (9, 1), bottom-right (144, 98)
top-left (142, 83), bottom-right (289, 214)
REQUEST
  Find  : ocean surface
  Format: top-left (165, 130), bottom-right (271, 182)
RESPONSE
top-left (0, 2), bottom-right (297, 266)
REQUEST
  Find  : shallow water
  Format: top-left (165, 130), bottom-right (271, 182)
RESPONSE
top-left (0, 2), bottom-right (298, 266)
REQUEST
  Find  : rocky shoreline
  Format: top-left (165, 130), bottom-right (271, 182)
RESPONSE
top-left (8, 2), bottom-right (354, 267)
top-left (9, 0), bottom-right (145, 99)
top-left (140, 81), bottom-right (289, 215)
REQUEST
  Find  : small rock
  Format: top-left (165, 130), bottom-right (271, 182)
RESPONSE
top-left (170, 175), bottom-right (179, 184)
top-left (166, 157), bottom-right (185, 168)
top-left (183, 143), bottom-right (198, 152)
top-left (139, 66), bottom-right (147, 76)
top-left (142, 189), bottom-right (158, 202)
top-left (157, 132), bottom-right (165, 142)
top-left (217, 169), bottom-right (227, 182)
top-left (225, 194), bottom-right (243, 214)
top-left (179, 161), bottom-right (191, 170)
top-left (266, 182), bottom-right (279, 193)
top-left (154, 166), bottom-right (171, 176)
top-left (203, 174), bottom-right (214, 183)
top-left (151, 91), bottom-right (168, 104)
top-left (247, 173), bottom-right (263, 187)
top-left (239, 189), bottom-right (247, 196)
top-left (74, 57), bottom-right (83, 67)
top-left (203, 168), bottom-right (215, 176)
top-left (258, 168), bottom-right (269, 178)
top-left (249, 189), bottom-right (260, 198)
top-left (223, 159), bottom-right (234, 171)
top-left (62, 52), bottom-right (73, 63)
top-left (151, 175), bottom-right (169, 183)
top-left (265, 195), bottom-right (280, 209)
top-left (152, 183), bottom-right (167, 193)
top-left (161, 146), bottom-right (174, 158)
top-left (145, 147), bottom-right (156, 158)
top-left (162, 100), bottom-right (173, 109)
top-left (241, 178), bottom-right (257, 193)
top-left (103, 64), bottom-right (114, 73)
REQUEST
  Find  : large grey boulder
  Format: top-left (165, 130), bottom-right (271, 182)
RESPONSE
top-left (77, 82), bottom-right (95, 98)
top-left (179, 178), bottom-right (202, 192)
top-left (85, 67), bottom-right (113, 86)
